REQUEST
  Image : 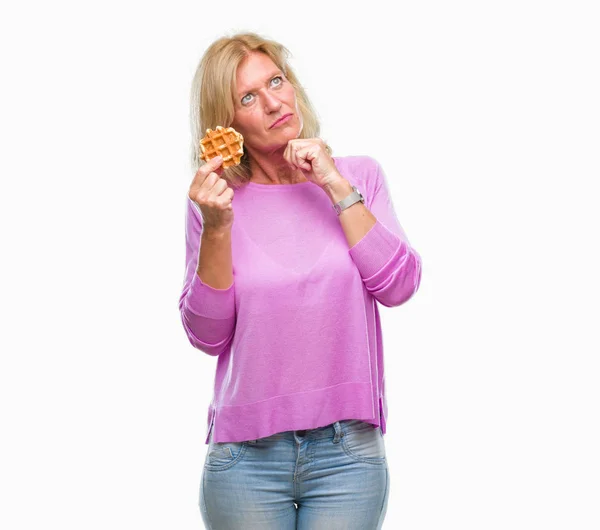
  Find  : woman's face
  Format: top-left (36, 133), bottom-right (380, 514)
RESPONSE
top-left (230, 52), bottom-right (303, 155)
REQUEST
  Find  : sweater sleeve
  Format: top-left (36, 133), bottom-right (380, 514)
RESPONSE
top-left (347, 157), bottom-right (423, 308)
top-left (178, 197), bottom-right (236, 356)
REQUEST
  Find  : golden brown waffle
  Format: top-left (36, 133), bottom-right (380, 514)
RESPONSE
top-left (199, 126), bottom-right (244, 168)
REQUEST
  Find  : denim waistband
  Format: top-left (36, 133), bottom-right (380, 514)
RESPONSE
top-left (245, 419), bottom-right (376, 445)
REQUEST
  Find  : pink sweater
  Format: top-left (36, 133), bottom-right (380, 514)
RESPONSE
top-left (179, 156), bottom-right (422, 443)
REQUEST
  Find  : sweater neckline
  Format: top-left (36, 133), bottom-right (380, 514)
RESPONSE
top-left (244, 179), bottom-right (314, 191)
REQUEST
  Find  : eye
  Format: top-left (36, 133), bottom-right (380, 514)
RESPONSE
top-left (240, 76), bottom-right (283, 106)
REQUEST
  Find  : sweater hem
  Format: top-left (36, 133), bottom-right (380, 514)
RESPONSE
top-left (348, 220), bottom-right (403, 279)
top-left (206, 382), bottom-right (381, 444)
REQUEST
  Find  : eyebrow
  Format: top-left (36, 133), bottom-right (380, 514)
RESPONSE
top-left (237, 70), bottom-right (283, 98)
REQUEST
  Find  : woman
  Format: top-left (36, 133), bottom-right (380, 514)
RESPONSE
top-left (179, 32), bottom-right (422, 529)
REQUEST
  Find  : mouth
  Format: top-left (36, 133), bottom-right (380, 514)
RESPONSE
top-left (269, 113), bottom-right (293, 129)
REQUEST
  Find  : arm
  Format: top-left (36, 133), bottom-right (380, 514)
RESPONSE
top-left (198, 229), bottom-right (233, 289)
top-left (324, 157), bottom-right (422, 307)
top-left (178, 198), bottom-right (236, 356)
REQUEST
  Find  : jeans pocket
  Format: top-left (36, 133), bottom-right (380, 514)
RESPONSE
top-left (204, 440), bottom-right (248, 470)
top-left (340, 420), bottom-right (386, 464)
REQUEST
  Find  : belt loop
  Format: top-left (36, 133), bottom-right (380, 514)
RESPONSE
top-left (333, 421), bottom-right (343, 444)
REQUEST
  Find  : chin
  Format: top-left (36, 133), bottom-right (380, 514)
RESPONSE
top-left (253, 120), bottom-right (305, 153)
top-left (285, 125), bottom-right (301, 142)
top-left (271, 126), bottom-right (300, 149)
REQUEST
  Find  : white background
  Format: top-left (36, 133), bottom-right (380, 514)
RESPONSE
top-left (1, 1), bottom-right (598, 528)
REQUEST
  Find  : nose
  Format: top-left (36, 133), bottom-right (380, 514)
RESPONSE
top-left (262, 91), bottom-right (282, 113)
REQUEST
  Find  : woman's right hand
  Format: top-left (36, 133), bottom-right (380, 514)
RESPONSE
top-left (188, 155), bottom-right (235, 233)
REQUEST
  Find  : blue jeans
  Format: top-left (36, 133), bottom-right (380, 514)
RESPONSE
top-left (199, 419), bottom-right (390, 529)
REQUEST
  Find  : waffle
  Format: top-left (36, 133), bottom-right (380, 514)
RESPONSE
top-left (199, 126), bottom-right (244, 168)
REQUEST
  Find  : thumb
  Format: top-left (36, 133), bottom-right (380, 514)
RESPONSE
top-left (208, 154), bottom-right (224, 171)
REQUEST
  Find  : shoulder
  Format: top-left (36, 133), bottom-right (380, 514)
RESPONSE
top-left (332, 155), bottom-right (383, 200)
top-left (333, 155), bottom-right (381, 175)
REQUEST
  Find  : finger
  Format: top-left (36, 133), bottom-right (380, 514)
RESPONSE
top-left (291, 142), bottom-right (310, 170)
top-left (195, 155), bottom-right (224, 184)
top-left (195, 172), bottom-right (219, 199)
top-left (206, 154), bottom-right (224, 172)
top-left (286, 142), bottom-right (297, 169)
top-left (292, 144), bottom-right (303, 169)
top-left (287, 139), bottom-right (313, 169)
top-left (222, 187), bottom-right (234, 208)
top-left (283, 140), bottom-right (296, 169)
top-left (295, 145), bottom-right (314, 171)
top-left (214, 185), bottom-right (234, 211)
top-left (209, 177), bottom-right (229, 197)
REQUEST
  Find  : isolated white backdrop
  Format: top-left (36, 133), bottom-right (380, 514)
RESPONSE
top-left (1, 1), bottom-right (598, 529)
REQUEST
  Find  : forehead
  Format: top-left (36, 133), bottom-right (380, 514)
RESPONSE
top-left (236, 52), bottom-right (281, 91)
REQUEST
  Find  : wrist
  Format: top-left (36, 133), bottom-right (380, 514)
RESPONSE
top-left (323, 177), bottom-right (354, 204)
top-left (202, 227), bottom-right (232, 239)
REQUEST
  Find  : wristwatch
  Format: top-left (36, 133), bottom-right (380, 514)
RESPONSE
top-left (332, 186), bottom-right (364, 216)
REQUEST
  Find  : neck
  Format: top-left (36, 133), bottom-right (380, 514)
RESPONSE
top-left (247, 145), bottom-right (308, 185)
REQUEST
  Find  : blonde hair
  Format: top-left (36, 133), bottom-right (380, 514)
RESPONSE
top-left (189, 32), bottom-right (331, 189)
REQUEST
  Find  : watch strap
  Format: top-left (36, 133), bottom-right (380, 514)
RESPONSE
top-left (333, 186), bottom-right (364, 215)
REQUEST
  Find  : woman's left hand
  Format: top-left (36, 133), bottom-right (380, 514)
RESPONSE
top-left (283, 138), bottom-right (343, 189)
